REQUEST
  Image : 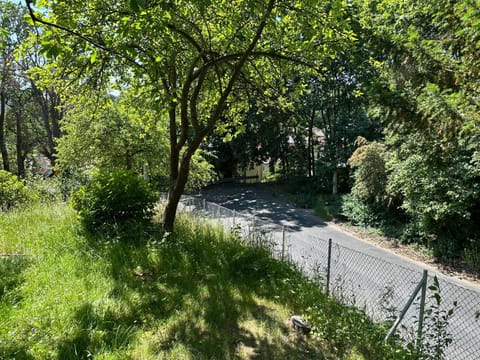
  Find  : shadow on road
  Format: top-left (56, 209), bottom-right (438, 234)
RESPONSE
top-left (198, 183), bottom-right (327, 232)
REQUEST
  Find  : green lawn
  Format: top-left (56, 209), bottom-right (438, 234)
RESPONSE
top-left (0, 203), bottom-right (413, 359)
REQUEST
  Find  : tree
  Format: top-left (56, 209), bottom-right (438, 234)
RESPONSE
top-left (0, 1), bottom-right (61, 177)
top-left (27, 0), bottom-right (355, 231)
top-left (352, 0), bottom-right (480, 254)
top-left (56, 88), bottom-right (170, 174)
top-left (0, 0), bottom-right (24, 171)
top-left (386, 126), bottom-right (480, 257)
top-left (298, 67), bottom-right (378, 194)
top-left (208, 73), bottom-right (304, 179)
top-left (348, 137), bottom-right (388, 206)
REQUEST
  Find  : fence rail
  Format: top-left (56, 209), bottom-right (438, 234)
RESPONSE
top-left (178, 195), bottom-right (480, 360)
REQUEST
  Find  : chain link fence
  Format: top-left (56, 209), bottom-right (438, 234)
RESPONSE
top-left (178, 195), bottom-right (480, 360)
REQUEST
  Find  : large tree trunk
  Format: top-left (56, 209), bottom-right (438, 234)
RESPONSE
top-left (162, 112), bottom-right (180, 232)
top-left (31, 84), bottom-right (62, 165)
top-left (162, 154), bottom-right (191, 232)
top-left (15, 110), bottom-right (25, 178)
top-left (161, 0), bottom-right (276, 232)
top-left (332, 169), bottom-right (338, 195)
top-left (0, 91), bottom-right (10, 171)
top-left (307, 109), bottom-right (315, 177)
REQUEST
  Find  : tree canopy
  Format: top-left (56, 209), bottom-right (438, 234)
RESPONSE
top-left (26, 0), bottom-right (357, 230)
top-left (0, 0), bottom-right (476, 262)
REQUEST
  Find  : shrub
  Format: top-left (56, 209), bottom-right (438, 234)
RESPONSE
top-left (313, 194), bottom-right (343, 221)
top-left (341, 193), bottom-right (380, 227)
top-left (0, 170), bottom-right (32, 210)
top-left (69, 170), bottom-right (157, 232)
top-left (26, 175), bottom-right (63, 203)
top-left (348, 137), bottom-right (388, 206)
top-left (464, 239), bottom-right (480, 272)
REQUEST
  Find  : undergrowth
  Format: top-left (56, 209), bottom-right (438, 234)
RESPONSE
top-left (0, 203), bottom-right (414, 359)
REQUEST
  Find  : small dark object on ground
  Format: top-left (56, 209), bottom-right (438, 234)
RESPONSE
top-left (291, 315), bottom-right (311, 335)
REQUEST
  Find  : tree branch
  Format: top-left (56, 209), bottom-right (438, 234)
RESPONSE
top-left (25, 0), bottom-right (145, 70)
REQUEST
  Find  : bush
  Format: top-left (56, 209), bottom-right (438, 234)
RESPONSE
top-left (69, 170), bottom-right (157, 232)
top-left (341, 193), bottom-right (380, 227)
top-left (464, 239), bottom-right (480, 272)
top-left (348, 137), bottom-right (388, 206)
top-left (0, 170), bottom-right (32, 210)
top-left (313, 194), bottom-right (343, 221)
top-left (26, 175), bottom-right (63, 203)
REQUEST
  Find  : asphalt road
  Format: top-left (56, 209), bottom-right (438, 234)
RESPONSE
top-left (196, 183), bottom-right (480, 360)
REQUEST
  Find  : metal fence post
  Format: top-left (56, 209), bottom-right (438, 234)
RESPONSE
top-left (281, 225), bottom-right (286, 261)
top-left (233, 210), bottom-right (236, 227)
top-left (416, 269), bottom-right (428, 348)
top-left (385, 270), bottom-right (428, 343)
top-left (203, 198), bottom-right (206, 211)
top-left (326, 238), bottom-right (332, 296)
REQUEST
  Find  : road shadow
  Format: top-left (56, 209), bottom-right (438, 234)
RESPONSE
top-left (198, 183), bottom-right (328, 232)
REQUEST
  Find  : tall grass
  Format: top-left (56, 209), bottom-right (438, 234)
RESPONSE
top-left (1, 203), bottom-right (414, 359)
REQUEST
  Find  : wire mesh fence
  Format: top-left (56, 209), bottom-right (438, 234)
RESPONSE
top-left (177, 195), bottom-right (480, 360)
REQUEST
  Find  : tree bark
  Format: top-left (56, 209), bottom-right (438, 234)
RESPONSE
top-left (161, 0), bottom-right (277, 232)
top-left (31, 84), bottom-right (62, 165)
top-left (0, 91), bottom-right (10, 171)
top-left (162, 149), bottom-right (195, 232)
top-left (332, 169), bottom-right (338, 195)
top-left (307, 109), bottom-right (315, 177)
top-left (15, 109), bottom-right (25, 178)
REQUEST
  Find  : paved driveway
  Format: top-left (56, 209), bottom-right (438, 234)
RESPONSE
top-left (197, 183), bottom-right (480, 360)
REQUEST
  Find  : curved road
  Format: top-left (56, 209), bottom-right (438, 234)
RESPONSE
top-left (197, 183), bottom-right (480, 360)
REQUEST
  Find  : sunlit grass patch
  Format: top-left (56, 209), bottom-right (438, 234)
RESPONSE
top-left (0, 203), bottom-right (414, 359)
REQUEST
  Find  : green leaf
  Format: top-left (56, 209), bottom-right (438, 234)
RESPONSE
top-left (129, 0), bottom-right (146, 12)
top-left (129, 0), bottom-right (140, 12)
top-left (90, 52), bottom-right (97, 64)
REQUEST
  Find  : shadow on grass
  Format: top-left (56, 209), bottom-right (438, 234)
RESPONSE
top-left (55, 218), bottom-right (328, 359)
top-left (0, 256), bottom-right (30, 304)
top-left (0, 256), bottom-right (35, 360)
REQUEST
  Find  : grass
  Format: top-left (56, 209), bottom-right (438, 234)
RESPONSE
top-left (313, 194), bottom-right (344, 221)
top-left (0, 202), bottom-right (415, 359)
top-left (283, 191), bottom-right (344, 222)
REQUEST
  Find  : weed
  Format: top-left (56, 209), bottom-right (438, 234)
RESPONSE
top-left (417, 276), bottom-right (457, 359)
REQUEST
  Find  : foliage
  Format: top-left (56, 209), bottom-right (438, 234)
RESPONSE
top-left (351, 0), bottom-right (480, 257)
top-left (0, 170), bottom-right (32, 210)
top-left (25, 174), bottom-right (63, 202)
top-left (341, 193), bottom-right (381, 228)
top-left (27, 0), bottom-right (359, 231)
top-left (7, 0), bottom-right (478, 264)
top-left (301, 49), bottom-right (380, 193)
top-left (0, 202), bottom-right (414, 359)
top-left (464, 239), bottom-right (480, 273)
top-left (184, 150), bottom-right (216, 193)
top-left (313, 193), bottom-right (344, 221)
top-left (386, 131), bottom-right (480, 256)
top-left (1, 0), bottom-right (60, 177)
top-left (348, 137), bottom-right (389, 206)
top-left (418, 276), bottom-right (457, 359)
top-left (69, 170), bottom-right (157, 233)
top-left (281, 177), bottom-right (317, 208)
top-left (343, 137), bottom-right (404, 236)
top-left (56, 88), bottom-right (169, 175)
top-left (280, 180), bottom-right (344, 221)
